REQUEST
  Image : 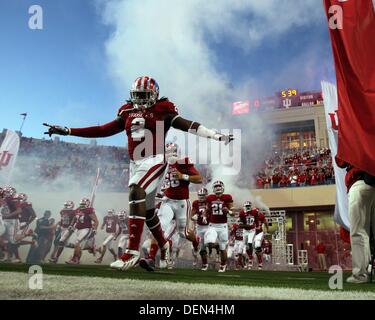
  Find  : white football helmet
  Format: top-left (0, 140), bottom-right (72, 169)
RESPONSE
top-left (15, 193), bottom-right (28, 202)
top-left (130, 76), bottom-right (159, 109)
top-left (198, 187), bottom-right (208, 201)
top-left (79, 198), bottom-right (91, 209)
top-left (117, 210), bottom-right (127, 220)
top-left (212, 180), bottom-right (224, 196)
top-left (243, 201), bottom-right (252, 212)
top-left (64, 200), bottom-right (75, 209)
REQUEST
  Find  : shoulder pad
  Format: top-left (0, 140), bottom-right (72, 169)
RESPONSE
top-left (155, 99), bottom-right (178, 114)
top-left (117, 103), bottom-right (133, 116)
top-left (224, 194), bottom-right (233, 202)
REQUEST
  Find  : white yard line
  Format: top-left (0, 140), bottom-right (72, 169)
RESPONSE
top-left (0, 272), bottom-right (374, 300)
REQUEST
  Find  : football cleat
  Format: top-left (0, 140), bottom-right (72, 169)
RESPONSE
top-left (159, 240), bottom-right (172, 269)
top-left (258, 263), bottom-right (263, 270)
top-left (201, 264), bottom-right (209, 271)
top-left (11, 258), bottom-right (22, 264)
top-left (94, 258), bottom-right (102, 264)
top-left (65, 258), bottom-right (79, 265)
top-left (110, 250), bottom-right (140, 271)
top-left (218, 265), bottom-right (227, 273)
top-left (48, 257), bottom-right (58, 264)
top-left (139, 258), bottom-right (155, 272)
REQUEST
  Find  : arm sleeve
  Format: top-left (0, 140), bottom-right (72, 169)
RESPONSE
top-left (70, 118), bottom-right (125, 138)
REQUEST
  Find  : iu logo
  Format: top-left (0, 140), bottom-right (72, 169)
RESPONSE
top-left (283, 99), bottom-right (292, 109)
top-left (328, 111), bottom-right (339, 131)
top-left (0, 151), bottom-right (13, 171)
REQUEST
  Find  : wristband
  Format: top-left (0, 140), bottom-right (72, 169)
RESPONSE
top-left (181, 174), bottom-right (190, 181)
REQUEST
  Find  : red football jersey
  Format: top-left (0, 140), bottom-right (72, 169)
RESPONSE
top-left (206, 194), bottom-right (233, 224)
top-left (118, 218), bottom-right (129, 234)
top-left (2, 198), bottom-right (21, 220)
top-left (192, 199), bottom-right (208, 226)
top-left (60, 209), bottom-right (76, 228)
top-left (75, 208), bottom-right (95, 230)
top-left (19, 202), bottom-right (35, 223)
top-left (240, 208), bottom-right (265, 234)
top-left (103, 215), bottom-right (118, 233)
top-left (164, 158), bottom-right (199, 200)
top-left (263, 242), bottom-right (272, 255)
top-left (231, 224), bottom-right (244, 241)
top-left (117, 99), bottom-right (179, 161)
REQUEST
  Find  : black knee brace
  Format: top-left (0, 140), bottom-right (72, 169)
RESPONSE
top-left (200, 249), bottom-right (207, 257)
top-left (129, 184), bottom-right (146, 201)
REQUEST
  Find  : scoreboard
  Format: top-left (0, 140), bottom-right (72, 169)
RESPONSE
top-left (232, 89), bottom-right (323, 115)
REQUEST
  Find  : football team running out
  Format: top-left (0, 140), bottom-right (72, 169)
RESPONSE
top-left (0, 76), bottom-right (271, 272)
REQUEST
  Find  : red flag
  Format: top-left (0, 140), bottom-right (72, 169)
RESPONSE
top-left (323, 0), bottom-right (375, 175)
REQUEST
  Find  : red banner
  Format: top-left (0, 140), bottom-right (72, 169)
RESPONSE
top-left (324, 0), bottom-right (375, 175)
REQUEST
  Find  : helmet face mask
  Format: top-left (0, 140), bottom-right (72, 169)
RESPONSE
top-left (15, 193), bottom-right (28, 202)
top-left (107, 209), bottom-right (115, 216)
top-left (243, 201), bottom-right (252, 212)
top-left (213, 181), bottom-right (224, 196)
top-left (79, 198), bottom-right (90, 209)
top-left (118, 210), bottom-right (127, 220)
top-left (198, 187), bottom-right (208, 201)
top-left (4, 186), bottom-right (16, 198)
top-left (165, 142), bottom-right (181, 161)
top-left (130, 76), bottom-right (159, 110)
top-left (64, 201), bottom-right (74, 210)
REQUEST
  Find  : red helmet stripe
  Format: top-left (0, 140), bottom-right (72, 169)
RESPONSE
top-left (149, 78), bottom-right (155, 90)
top-left (143, 76), bottom-right (149, 90)
top-left (136, 77), bottom-right (142, 89)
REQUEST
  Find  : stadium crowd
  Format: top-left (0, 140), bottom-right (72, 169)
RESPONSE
top-left (254, 148), bottom-right (334, 189)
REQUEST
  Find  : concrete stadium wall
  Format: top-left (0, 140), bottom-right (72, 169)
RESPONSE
top-left (249, 185), bottom-right (336, 209)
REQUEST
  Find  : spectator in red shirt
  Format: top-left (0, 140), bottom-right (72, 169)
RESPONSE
top-left (272, 173), bottom-right (281, 188)
top-left (310, 171), bottom-right (318, 186)
top-left (279, 175), bottom-right (289, 188)
top-left (318, 170), bottom-right (326, 185)
top-left (298, 171), bottom-right (307, 187)
top-left (315, 241), bottom-right (327, 271)
top-left (256, 176), bottom-right (264, 189)
top-left (263, 176), bottom-right (271, 189)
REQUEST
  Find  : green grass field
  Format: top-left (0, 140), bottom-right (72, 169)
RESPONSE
top-left (1, 262), bottom-right (375, 296)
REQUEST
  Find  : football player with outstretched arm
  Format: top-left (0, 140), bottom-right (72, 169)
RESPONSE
top-left (44, 76), bottom-right (233, 271)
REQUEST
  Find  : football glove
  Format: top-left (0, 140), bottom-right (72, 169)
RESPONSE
top-left (214, 133), bottom-right (234, 145)
top-left (43, 123), bottom-right (70, 137)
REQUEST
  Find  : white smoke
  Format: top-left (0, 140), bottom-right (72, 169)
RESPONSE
top-left (98, 0), bottom-right (325, 208)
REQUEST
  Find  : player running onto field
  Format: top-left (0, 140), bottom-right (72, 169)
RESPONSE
top-left (204, 181), bottom-right (234, 273)
top-left (44, 76), bottom-right (233, 271)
